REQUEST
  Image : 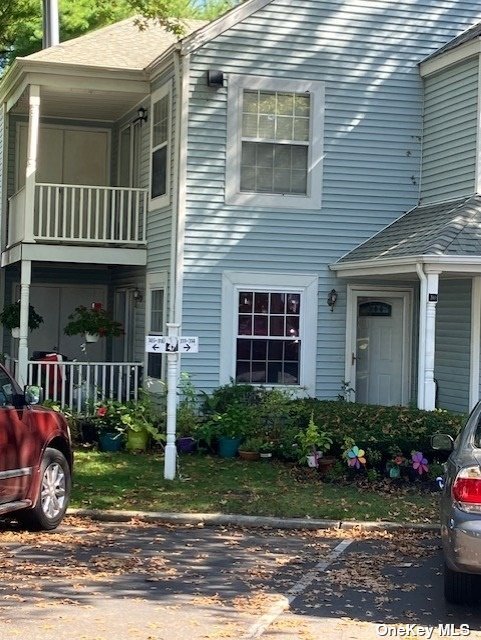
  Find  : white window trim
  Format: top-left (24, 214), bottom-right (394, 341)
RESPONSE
top-left (149, 81), bottom-right (172, 211)
top-left (220, 271), bottom-right (318, 396)
top-left (225, 75), bottom-right (324, 210)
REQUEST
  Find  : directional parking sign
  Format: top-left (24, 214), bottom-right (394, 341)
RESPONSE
top-left (145, 336), bottom-right (199, 353)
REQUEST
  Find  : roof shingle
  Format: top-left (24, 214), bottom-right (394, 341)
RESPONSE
top-left (21, 17), bottom-right (206, 71)
top-left (337, 195), bottom-right (481, 263)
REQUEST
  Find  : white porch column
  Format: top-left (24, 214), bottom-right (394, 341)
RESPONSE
top-left (423, 270), bottom-right (440, 410)
top-left (469, 276), bottom-right (481, 410)
top-left (24, 85), bottom-right (40, 243)
top-left (18, 259), bottom-right (32, 387)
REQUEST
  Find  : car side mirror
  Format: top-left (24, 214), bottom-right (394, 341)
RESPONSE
top-left (431, 433), bottom-right (454, 451)
top-left (24, 385), bottom-right (44, 406)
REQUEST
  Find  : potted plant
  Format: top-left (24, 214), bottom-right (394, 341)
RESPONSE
top-left (238, 436), bottom-right (264, 461)
top-left (296, 413), bottom-right (333, 468)
top-left (64, 305), bottom-right (123, 342)
top-left (209, 403), bottom-right (256, 458)
top-left (176, 373), bottom-right (200, 454)
top-left (259, 440), bottom-right (274, 460)
top-left (94, 394), bottom-right (164, 452)
top-left (0, 301), bottom-right (44, 337)
top-left (93, 399), bottom-right (125, 452)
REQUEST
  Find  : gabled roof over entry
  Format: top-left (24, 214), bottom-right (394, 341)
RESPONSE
top-left (423, 20), bottom-right (481, 62)
top-left (337, 195), bottom-right (481, 264)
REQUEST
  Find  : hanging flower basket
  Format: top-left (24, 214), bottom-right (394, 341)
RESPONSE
top-left (0, 302), bottom-right (43, 335)
top-left (64, 305), bottom-right (123, 339)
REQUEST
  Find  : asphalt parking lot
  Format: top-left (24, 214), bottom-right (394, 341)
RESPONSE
top-left (0, 518), bottom-right (480, 640)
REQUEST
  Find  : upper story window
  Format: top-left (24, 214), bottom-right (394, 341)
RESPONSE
top-left (226, 76), bottom-right (324, 210)
top-left (150, 82), bottom-right (171, 208)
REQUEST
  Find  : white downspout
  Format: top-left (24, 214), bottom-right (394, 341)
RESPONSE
top-left (469, 277), bottom-right (481, 410)
top-left (416, 262), bottom-right (426, 409)
top-left (172, 50), bottom-right (190, 327)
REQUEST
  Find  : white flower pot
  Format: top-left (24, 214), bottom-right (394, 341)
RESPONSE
top-left (85, 333), bottom-right (99, 343)
top-left (11, 327), bottom-right (20, 339)
top-left (307, 451), bottom-right (323, 468)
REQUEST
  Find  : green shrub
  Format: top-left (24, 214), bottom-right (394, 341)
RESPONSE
top-left (289, 399), bottom-right (464, 465)
top-left (200, 385), bottom-right (465, 469)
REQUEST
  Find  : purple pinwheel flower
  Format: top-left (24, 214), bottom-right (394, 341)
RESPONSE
top-left (411, 451), bottom-right (429, 475)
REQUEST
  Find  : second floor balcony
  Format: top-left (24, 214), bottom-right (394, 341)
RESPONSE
top-left (8, 183), bottom-right (148, 248)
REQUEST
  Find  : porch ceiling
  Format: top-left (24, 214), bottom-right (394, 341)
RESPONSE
top-left (11, 85), bottom-right (147, 122)
top-left (332, 195), bottom-right (481, 277)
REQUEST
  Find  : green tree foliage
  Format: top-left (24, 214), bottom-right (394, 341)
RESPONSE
top-left (130, 0), bottom-right (235, 35)
top-left (1, 0), bottom-right (236, 69)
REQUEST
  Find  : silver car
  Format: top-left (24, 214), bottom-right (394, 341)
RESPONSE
top-left (432, 404), bottom-right (481, 605)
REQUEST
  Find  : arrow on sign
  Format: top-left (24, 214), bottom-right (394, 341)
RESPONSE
top-left (152, 344), bottom-right (159, 351)
top-left (184, 343), bottom-right (191, 351)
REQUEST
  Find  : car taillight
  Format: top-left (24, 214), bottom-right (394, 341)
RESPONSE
top-left (452, 466), bottom-right (481, 512)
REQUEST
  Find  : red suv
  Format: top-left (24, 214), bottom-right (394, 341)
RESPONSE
top-left (0, 364), bottom-right (72, 530)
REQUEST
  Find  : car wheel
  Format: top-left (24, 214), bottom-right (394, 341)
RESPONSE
top-left (444, 562), bottom-right (479, 605)
top-left (18, 448), bottom-right (71, 531)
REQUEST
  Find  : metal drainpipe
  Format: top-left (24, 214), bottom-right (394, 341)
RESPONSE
top-left (42, 0), bottom-right (60, 48)
top-left (416, 262), bottom-right (427, 409)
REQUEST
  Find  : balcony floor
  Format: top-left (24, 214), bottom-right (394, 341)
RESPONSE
top-left (2, 242), bottom-right (147, 267)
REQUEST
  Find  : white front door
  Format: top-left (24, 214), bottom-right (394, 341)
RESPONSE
top-left (349, 290), bottom-right (411, 407)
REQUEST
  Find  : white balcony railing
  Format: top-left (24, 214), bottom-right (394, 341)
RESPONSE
top-left (4, 356), bottom-right (143, 413)
top-left (8, 183), bottom-right (147, 247)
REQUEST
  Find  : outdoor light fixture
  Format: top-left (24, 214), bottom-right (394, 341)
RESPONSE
top-left (133, 106), bottom-right (148, 125)
top-left (133, 288), bottom-right (143, 303)
top-left (327, 289), bottom-right (338, 312)
top-left (207, 70), bottom-right (224, 88)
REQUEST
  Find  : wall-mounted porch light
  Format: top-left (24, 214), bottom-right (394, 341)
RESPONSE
top-left (133, 107), bottom-right (148, 125)
top-left (327, 289), bottom-right (338, 312)
top-left (133, 288), bottom-right (143, 303)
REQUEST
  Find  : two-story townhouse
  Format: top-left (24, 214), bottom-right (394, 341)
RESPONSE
top-left (1, 0), bottom-right (481, 412)
top-left (333, 21), bottom-right (481, 415)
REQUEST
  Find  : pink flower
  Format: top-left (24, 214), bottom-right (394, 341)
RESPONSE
top-left (97, 407), bottom-right (107, 417)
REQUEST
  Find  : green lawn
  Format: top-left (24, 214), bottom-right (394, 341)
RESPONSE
top-left (70, 450), bottom-right (439, 523)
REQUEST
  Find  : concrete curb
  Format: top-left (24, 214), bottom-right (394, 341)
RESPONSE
top-left (67, 508), bottom-right (439, 532)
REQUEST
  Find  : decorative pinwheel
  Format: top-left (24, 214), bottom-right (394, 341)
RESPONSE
top-left (346, 446), bottom-right (366, 469)
top-left (411, 451), bottom-right (429, 475)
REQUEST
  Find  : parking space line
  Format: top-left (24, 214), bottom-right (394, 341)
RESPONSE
top-left (242, 538), bottom-right (354, 639)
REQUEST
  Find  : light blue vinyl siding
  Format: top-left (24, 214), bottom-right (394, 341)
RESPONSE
top-left (421, 57), bottom-right (479, 204)
top-left (435, 279), bottom-right (471, 414)
top-left (179, 0), bottom-right (481, 394)
top-left (148, 66), bottom-right (176, 274)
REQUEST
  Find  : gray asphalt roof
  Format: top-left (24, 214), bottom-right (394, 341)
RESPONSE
top-left (337, 195), bottom-right (481, 263)
top-left (423, 21), bottom-right (481, 62)
top-left (21, 17), bottom-right (206, 70)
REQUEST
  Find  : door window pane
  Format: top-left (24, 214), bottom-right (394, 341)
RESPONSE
top-left (148, 289), bottom-right (164, 379)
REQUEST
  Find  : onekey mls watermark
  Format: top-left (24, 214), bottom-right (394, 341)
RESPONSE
top-left (376, 625), bottom-right (471, 638)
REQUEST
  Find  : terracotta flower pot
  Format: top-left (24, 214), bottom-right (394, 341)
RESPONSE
top-left (238, 450), bottom-right (260, 461)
